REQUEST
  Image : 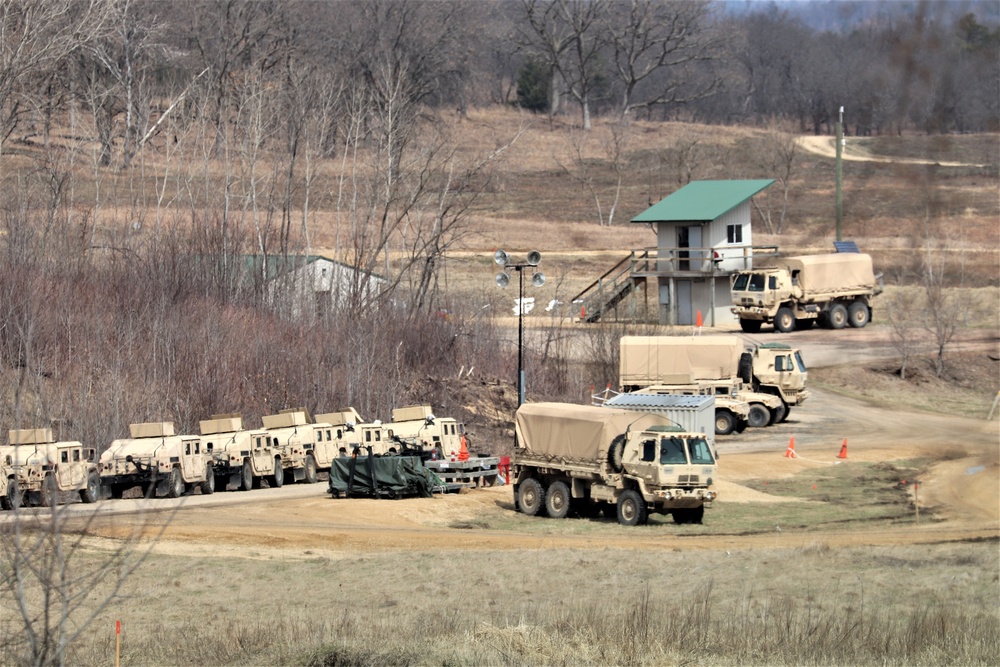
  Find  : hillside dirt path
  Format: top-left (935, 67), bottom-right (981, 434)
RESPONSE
top-left (795, 135), bottom-right (991, 168)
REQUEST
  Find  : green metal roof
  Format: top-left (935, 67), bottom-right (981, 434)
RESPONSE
top-left (631, 179), bottom-right (775, 223)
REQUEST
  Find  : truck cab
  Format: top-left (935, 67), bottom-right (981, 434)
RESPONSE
top-left (749, 343), bottom-right (809, 409)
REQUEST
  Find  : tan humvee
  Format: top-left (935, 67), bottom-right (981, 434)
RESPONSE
top-left (260, 409), bottom-right (336, 484)
top-left (385, 405), bottom-right (467, 459)
top-left (1, 429), bottom-right (100, 509)
top-left (199, 415), bottom-right (280, 491)
top-left (99, 422), bottom-right (213, 499)
top-left (316, 409), bottom-right (394, 457)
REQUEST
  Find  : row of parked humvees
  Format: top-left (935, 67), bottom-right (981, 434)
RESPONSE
top-left (0, 406), bottom-right (465, 509)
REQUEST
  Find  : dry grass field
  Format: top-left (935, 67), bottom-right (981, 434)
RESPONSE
top-left (2, 110), bottom-right (998, 666)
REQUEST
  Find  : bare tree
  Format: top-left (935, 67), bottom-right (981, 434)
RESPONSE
top-left (606, 0), bottom-right (720, 120)
top-left (749, 123), bottom-right (797, 234)
top-left (555, 119), bottom-right (632, 226)
top-left (883, 286), bottom-right (920, 380)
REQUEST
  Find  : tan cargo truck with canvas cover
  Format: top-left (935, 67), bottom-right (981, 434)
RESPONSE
top-left (2, 428), bottom-right (100, 509)
top-left (512, 403), bottom-right (717, 526)
top-left (731, 252), bottom-right (882, 333)
top-left (100, 422), bottom-right (213, 499)
top-left (620, 336), bottom-right (790, 431)
top-left (199, 415), bottom-right (281, 491)
top-left (385, 405), bottom-right (467, 459)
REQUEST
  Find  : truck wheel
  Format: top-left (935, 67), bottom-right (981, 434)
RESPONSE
top-left (270, 458), bottom-right (284, 488)
top-left (241, 460), bottom-right (254, 491)
top-left (774, 307), bottom-right (796, 333)
top-left (769, 402), bottom-right (787, 425)
top-left (739, 318), bottom-right (762, 333)
top-left (690, 506), bottom-right (705, 524)
top-left (200, 465), bottom-right (215, 495)
top-left (5, 477), bottom-right (21, 510)
top-left (747, 404), bottom-right (771, 428)
top-left (715, 410), bottom-right (737, 436)
top-left (305, 455), bottom-right (318, 484)
top-left (167, 467), bottom-right (184, 499)
top-left (617, 489), bottom-right (647, 526)
top-left (518, 478), bottom-right (546, 516)
top-left (828, 303), bottom-right (848, 329)
top-left (81, 471), bottom-right (101, 504)
top-left (545, 481), bottom-right (571, 519)
top-left (781, 406), bottom-right (791, 422)
top-left (607, 435), bottom-right (626, 473)
top-left (40, 475), bottom-right (58, 507)
top-left (848, 301), bottom-right (870, 328)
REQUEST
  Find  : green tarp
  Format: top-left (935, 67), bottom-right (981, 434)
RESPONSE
top-left (328, 455), bottom-right (438, 499)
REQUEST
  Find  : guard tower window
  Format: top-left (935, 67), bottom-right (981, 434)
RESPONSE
top-left (727, 224), bottom-right (743, 244)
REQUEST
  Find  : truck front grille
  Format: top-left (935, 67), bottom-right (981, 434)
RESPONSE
top-left (678, 475), bottom-right (700, 484)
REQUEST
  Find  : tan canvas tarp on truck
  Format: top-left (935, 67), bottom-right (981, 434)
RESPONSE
top-left (515, 402), bottom-right (669, 461)
top-left (620, 335), bottom-right (741, 386)
top-left (780, 254), bottom-right (875, 294)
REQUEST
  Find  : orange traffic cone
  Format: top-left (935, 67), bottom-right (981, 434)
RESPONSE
top-left (784, 437), bottom-right (797, 458)
top-left (837, 439), bottom-right (848, 459)
top-left (458, 435), bottom-right (470, 461)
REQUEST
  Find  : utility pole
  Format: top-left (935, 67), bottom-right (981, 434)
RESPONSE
top-left (836, 105), bottom-right (844, 242)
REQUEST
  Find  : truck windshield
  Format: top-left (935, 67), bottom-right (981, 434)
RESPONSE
top-left (748, 274), bottom-right (765, 291)
top-left (795, 351), bottom-right (807, 372)
top-left (732, 274), bottom-right (749, 291)
top-left (660, 437), bottom-right (688, 464)
top-left (688, 438), bottom-right (715, 464)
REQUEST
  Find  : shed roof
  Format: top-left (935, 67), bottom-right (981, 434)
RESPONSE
top-left (631, 179), bottom-right (775, 223)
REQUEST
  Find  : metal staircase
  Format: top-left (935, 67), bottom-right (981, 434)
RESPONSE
top-left (571, 255), bottom-right (646, 323)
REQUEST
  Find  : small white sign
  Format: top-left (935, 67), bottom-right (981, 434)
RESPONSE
top-left (513, 297), bottom-right (535, 316)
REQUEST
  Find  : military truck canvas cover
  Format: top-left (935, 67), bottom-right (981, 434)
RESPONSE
top-left (328, 455), bottom-right (437, 498)
top-left (515, 402), bottom-right (670, 460)
top-left (778, 254), bottom-right (875, 293)
top-left (620, 336), bottom-right (741, 385)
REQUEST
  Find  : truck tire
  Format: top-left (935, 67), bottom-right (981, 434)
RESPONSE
top-left (739, 318), bottom-right (762, 334)
top-left (518, 478), bottom-right (545, 516)
top-left (781, 406), bottom-right (791, 422)
top-left (747, 404), bottom-right (771, 428)
top-left (715, 410), bottom-right (737, 436)
top-left (5, 477), bottom-right (21, 510)
top-left (828, 303), bottom-right (848, 329)
top-left (40, 474), bottom-right (58, 507)
top-left (304, 455), bottom-right (318, 484)
top-left (769, 402), bottom-right (787, 425)
top-left (773, 307), bottom-right (796, 333)
top-left (200, 465), bottom-right (215, 495)
top-left (81, 471), bottom-right (100, 504)
top-left (545, 481), bottom-right (571, 519)
top-left (848, 301), bottom-right (870, 328)
top-left (617, 489), bottom-right (647, 526)
top-left (673, 506), bottom-right (705, 524)
top-left (241, 460), bottom-right (254, 491)
top-left (738, 353), bottom-right (753, 385)
top-left (270, 458), bottom-right (283, 488)
top-left (607, 435), bottom-right (626, 473)
top-left (167, 467), bottom-right (184, 498)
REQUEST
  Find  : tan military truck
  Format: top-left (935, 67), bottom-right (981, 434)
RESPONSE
top-left (261, 409), bottom-right (338, 484)
top-left (740, 342), bottom-right (809, 421)
top-left (100, 422), bottom-right (214, 499)
top-left (1, 428), bottom-right (100, 508)
top-left (731, 252), bottom-right (882, 333)
top-left (620, 336), bottom-right (792, 430)
top-left (317, 409), bottom-right (394, 458)
top-left (512, 403), bottom-right (718, 526)
top-left (384, 405), bottom-right (467, 459)
top-left (199, 415), bottom-right (281, 491)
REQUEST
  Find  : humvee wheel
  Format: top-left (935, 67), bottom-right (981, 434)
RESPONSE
top-left (3, 477), bottom-right (20, 510)
top-left (518, 478), bottom-right (545, 516)
top-left (769, 402), bottom-right (787, 425)
top-left (715, 410), bottom-right (737, 436)
top-left (828, 303), bottom-right (848, 329)
top-left (304, 455), bottom-right (318, 484)
top-left (200, 465), bottom-right (215, 495)
top-left (747, 404), bottom-right (771, 429)
top-left (81, 471), bottom-right (100, 504)
top-left (781, 406), bottom-right (791, 422)
top-left (241, 460), bottom-right (254, 491)
top-left (545, 481), bottom-right (571, 519)
top-left (167, 467), bottom-right (184, 499)
top-left (270, 458), bottom-right (283, 488)
top-left (617, 489), bottom-right (647, 526)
